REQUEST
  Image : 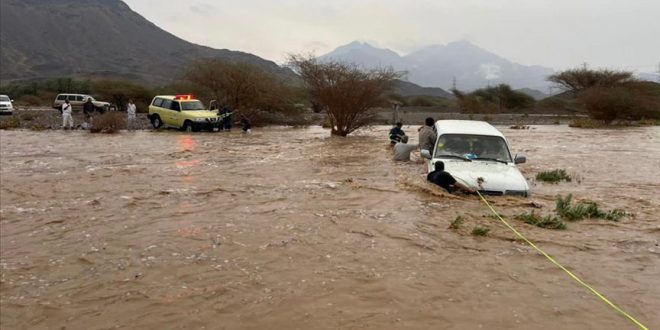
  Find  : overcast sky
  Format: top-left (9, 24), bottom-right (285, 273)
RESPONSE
top-left (123, 0), bottom-right (659, 73)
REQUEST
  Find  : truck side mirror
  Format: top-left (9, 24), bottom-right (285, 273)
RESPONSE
top-left (514, 155), bottom-right (527, 164)
top-left (421, 149), bottom-right (432, 160)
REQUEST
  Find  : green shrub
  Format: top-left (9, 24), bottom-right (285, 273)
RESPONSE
top-left (92, 80), bottom-right (154, 112)
top-left (90, 111), bottom-right (125, 133)
top-left (453, 84), bottom-right (535, 113)
top-left (536, 169), bottom-right (571, 183)
top-left (569, 118), bottom-right (608, 128)
top-left (16, 95), bottom-right (43, 106)
top-left (471, 226), bottom-right (490, 236)
top-left (30, 123), bottom-right (47, 131)
top-left (0, 116), bottom-right (21, 129)
top-left (19, 113), bottom-right (35, 121)
top-left (449, 216), bottom-right (464, 230)
top-left (638, 118), bottom-right (658, 126)
top-left (409, 96), bottom-right (437, 107)
top-left (515, 212), bottom-right (566, 230)
top-left (578, 82), bottom-right (660, 123)
top-left (555, 194), bottom-right (627, 221)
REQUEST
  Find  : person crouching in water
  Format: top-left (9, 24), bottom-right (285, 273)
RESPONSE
top-left (393, 136), bottom-right (418, 162)
top-left (389, 122), bottom-right (406, 145)
top-left (427, 161), bottom-right (476, 194)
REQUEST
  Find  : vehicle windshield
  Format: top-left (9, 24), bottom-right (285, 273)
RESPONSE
top-left (83, 95), bottom-right (95, 101)
top-left (181, 101), bottom-right (205, 111)
top-left (434, 134), bottom-right (512, 163)
top-left (0, 96), bottom-right (9, 102)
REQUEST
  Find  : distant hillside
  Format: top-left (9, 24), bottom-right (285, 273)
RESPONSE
top-left (515, 88), bottom-right (549, 100)
top-left (637, 72), bottom-right (660, 83)
top-left (320, 40), bottom-right (555, 91)
top-left (0, 0), bottom-right (295, 84)
top-left (392, 80), bottom-right (454, 99)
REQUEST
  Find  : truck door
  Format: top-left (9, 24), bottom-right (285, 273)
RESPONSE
top-left (160, 100), bottom-right (174, 126)
top-left (169, 101), bottom-right (183, 127)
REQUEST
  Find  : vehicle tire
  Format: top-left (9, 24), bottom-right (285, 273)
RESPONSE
top-left (151, 115), bottom-right (163, 129)
top-left (182, 121), bottom-right (193, 132)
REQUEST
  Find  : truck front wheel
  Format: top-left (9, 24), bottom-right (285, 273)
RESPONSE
top-left (182, 120), bottom-right (193, 132)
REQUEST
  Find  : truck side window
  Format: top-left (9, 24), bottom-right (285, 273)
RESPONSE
top-left (57, 95), bottom-right (66, 101)
top-left (76, 95), bottom-right (84, 101)
top-left (67, 95), bottom-right (76, 101)
top-left (153, 98), bottom-right (163, 107)
top-left (161, 100), bottom-right (172, 109)
top-left (170, 101), bottom-right (180, 111)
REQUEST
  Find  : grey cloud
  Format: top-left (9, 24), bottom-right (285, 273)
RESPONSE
top-left (123, 0), bottom-right (660, 70)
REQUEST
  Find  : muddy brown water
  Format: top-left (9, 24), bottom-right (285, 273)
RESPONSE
top-left (1, 125), bottom-right (658, 330)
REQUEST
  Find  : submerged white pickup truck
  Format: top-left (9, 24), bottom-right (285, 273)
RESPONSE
top-left (424, 120), bottom-right (530, 197)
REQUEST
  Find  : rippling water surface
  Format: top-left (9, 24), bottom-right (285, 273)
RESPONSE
top-left (1, 125), bottom-right (658, 329)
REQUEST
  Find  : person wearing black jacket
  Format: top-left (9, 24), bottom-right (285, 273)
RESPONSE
top-left (83, 98), bottom-right (95, 120)
top-left (427, 161), bottom-right (475, 194)
top-left (240, 115), bottom-right (252, 134)
top-left (389, 122), bottom-right (406, 145)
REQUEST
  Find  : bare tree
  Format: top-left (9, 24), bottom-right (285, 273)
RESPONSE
top-left (547, 67), bottom-right (634, 92)
top-left (289, 55), bottom-right (401, 136)
top-left (183, 59), bottom-right (294, 111)
top-left (183, 58), bottom-right (226, 102)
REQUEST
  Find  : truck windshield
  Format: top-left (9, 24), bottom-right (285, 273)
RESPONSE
top-left (0, 96), bottom-right (9, 102)
top-left (181, 101), bottom-right (205, 111)
top-left (435, 134), bottom-right (512, 163)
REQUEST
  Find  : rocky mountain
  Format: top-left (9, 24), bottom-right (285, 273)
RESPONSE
top-left (319, 41), bottom-right (404, 69)
top-left (320, 40), bottom-right (555, 91)
top-left (0, 0), bottom-right (295, 84)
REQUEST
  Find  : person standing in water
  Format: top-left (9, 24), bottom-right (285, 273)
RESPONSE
top-left (61, 99), bottom-right (74, 129)
top-left (240, 115), bottom-right (252, 134)
top-left (126, 99), bottom-right (137, 130)
top-left (418, 117), bottom-right (436, 156)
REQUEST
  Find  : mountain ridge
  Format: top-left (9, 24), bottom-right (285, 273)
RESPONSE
top-left (320, 40), bottom-right (555, 91)
top-left (0, 0), bottom-right (296, 84)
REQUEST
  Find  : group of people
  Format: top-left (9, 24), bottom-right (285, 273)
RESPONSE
top-left (60, 98), bottom-right (137, 130)
top-left (388, 117), bottom-right (436, 162)
top-left (211, 104), bottom-right (251, 134)
top-left (389, 117), bottom-right (476, 194)
top-left (219, 107), bottom-right (252, 134)
top-left (61, 99), bottom-right (251, 133)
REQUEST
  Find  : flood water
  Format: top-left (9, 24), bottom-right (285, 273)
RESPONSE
top-left (1, 125), bottom-right (658, 329)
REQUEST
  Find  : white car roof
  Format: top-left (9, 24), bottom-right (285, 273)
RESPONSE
top-left (434, 120), bottom-right (505, 138)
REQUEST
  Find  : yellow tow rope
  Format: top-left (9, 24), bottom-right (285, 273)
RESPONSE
top-left (475, 191), bottom-right (649, 330)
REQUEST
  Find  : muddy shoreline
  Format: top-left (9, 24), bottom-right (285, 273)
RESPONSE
top-left (0, 108), bottom-right (583, 131)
